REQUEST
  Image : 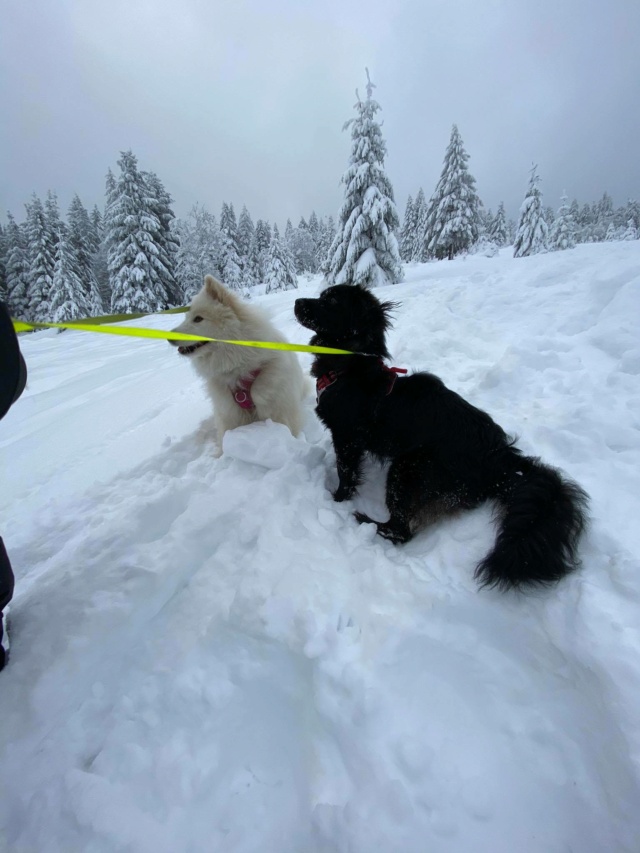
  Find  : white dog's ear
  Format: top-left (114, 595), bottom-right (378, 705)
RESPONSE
top-left (204, 275), bottom-right (233, 305)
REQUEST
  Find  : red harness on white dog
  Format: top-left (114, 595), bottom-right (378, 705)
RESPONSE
top-left (232, 370), bottom-right (261, 409)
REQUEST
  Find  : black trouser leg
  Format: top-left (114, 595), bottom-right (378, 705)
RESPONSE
top-left (0, 537), bottom-right (15, 671)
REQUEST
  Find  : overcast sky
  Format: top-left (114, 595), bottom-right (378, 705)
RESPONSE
top-left (1, 0), bottom-right (639, 228)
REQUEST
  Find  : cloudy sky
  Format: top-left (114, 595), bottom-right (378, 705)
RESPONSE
top-left (1, 0), bottom-right (638, 227)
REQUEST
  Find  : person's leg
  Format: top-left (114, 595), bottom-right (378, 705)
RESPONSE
top-left (0, 537), bottom-right (15, 671)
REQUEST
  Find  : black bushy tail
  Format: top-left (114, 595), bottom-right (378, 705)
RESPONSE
top-left (475, 457), bottom-right (589, 591)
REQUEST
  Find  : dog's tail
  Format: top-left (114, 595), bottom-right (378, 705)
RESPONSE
top-left (475, 455), bottom-right (589, 591)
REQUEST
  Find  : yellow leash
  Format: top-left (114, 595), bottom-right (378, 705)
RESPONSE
top-left (11, 319), bottom-right (354, 356)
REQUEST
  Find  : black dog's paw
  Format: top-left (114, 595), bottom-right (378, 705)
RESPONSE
top-left (353, 511), bottom-right (375, 525)
top-left (333, 485), bottom-right (355, 502)
top-left (377, 522), bottom-right (413, 545)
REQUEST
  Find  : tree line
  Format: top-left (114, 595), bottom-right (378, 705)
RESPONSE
top-left (2, 70), bottom-right (639, 321)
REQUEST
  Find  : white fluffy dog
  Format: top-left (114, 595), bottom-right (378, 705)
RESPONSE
top-left (170, 275), bottom-right (307, 453)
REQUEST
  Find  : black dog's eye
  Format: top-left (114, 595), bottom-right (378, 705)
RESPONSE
top-left (193, 316), bottom-right (203, 323)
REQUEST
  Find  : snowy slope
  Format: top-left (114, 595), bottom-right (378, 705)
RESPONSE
top-left (1, 242), bottom-right (639, 852)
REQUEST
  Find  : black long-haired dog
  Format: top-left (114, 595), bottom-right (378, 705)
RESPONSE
top-left (294, 284), bottom-right (589, 591)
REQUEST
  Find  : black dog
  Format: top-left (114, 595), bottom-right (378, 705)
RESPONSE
top-left (294, 284), bottom-right (589, 591)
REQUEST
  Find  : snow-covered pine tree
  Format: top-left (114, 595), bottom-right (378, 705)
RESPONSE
top-left (624, 199), bottom-right (640, 233)
top-left (142, 171), bottom-right (180, 305)
top-left (237, 205), bottom-right (255, 284)
top-left (4, 213), bottom-right (30, 318)
top-left (67, 194), bottom-right (104, 316)
top-left (548, 193), bottom-right (576, 251)
top-left (106, 150), bottom-right (172, 313)
top-left (623, 219), bottom-right (638, 241)
top-left (327, 69), bottom-right (403, 288)
top-left (90, 205), bottom-right (111, 308)
top-left (399, 195), bottom-right (415, 261)
top-left (44, 191), bottom-right (62, 264)
top-left (250, 219), bottom-right (272, 282)
top-left (265, 225), bottom-right (298, 293)
top-left (308, 211), bottom-right (320, 256)
top-left (219, 202), bottom-right (243, 289)
top-left (289, 225), bottom-right (317, 274)
top-left (50, 229), bottom-right (89, 322)
top-left (489, 202), bottom-right (509, 246)
top-left (411, 188), bottom-right (428, 261)
top-left (513, 165), bottom-right (548, 258)
top-left (25, 193), bottom-right (56, 321)
top-left (423, 124), bottom-right (482, 260)
top-left (317, 216), bottom-right (336, 276)
top-left (174, 204), bottom-right (224, 299)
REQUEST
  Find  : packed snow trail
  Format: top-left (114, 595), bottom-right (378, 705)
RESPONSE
top-left (1, 243), bottom-right (639, 852)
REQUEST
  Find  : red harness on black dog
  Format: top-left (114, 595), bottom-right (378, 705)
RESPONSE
top-left (316, 362), bottom-right (407, 402)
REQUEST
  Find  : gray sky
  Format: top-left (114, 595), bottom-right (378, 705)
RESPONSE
top-left (1, 0), bottom-right (639, 227)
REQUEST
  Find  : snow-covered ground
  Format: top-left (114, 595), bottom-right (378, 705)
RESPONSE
top-left (1, 242), bottom-right (640, 852)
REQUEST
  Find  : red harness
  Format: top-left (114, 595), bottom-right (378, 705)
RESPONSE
top-left (316, 362), bottom-right (407, 402)
top-left (232, 369), bottom-right (261, 409)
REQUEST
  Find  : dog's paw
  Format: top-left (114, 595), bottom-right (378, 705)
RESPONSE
top-left (333, 485), bottom-right (354, 502)
top-left (353, 511), bottom-right (375, 525)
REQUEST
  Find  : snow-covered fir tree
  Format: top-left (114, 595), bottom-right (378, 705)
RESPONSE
top-left (489, 202), bottom-right (509, 246)
top-left (327, 69), bottom-right (403, 288)
top-left (423, 125), bottom-right (482, 260)
top-left (399, 195), bottom-right (416, 261)
top-left (142, 171), bottom-right (180, 304)
top-left (623, 219), bottom-right (638, 241)
top-left (411, 188), bottom-right (428, 261)
top-left (174, 204), bottom-right (224, 299)
top-left (265, 225), bottom-right (298, 293)
top-left (548, 193), bottom-right (576, 251)
top-left (50, 230), bottom-right (89, 322)
top-left (3, 213), bottom-right (30, 318)
top-left (90, 205), bottom-right (110, 309)
top-left (25, 194), bottom-right (56, 321)
top-left (249, 219), bottom-right (272, 283)
top-left (237, 206), bottom-right (255, 282)
top-left (106, 150), bottom-right (173, 313)
top-left (219, 202), bottom-right (243, 289)
top-left (67, 194), bottom-right (104, 316)
top-left (317, 216), bottom-right (336, 276)
top-left (307, 211), bottom-right (321, 260)
top-left (513, 165), bottom-right (548, 258)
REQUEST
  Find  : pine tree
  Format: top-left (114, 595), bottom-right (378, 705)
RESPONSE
top-left (237, 205), bottom-right (255, 282)
top-left (513, 165), bottom-right (548, 258)
top-left (317, 216), bottom-right (336, 276)
top-left (623, 219), bottom-right (638, 241)
top-left (327, 69), bottom-right (403, 288)
top-left (174, 204), bottom-right (224, 299)
top-left (265, 226), bottom-right (298, 293)
top-left (219, 202), bottom-right (242, 289)
top-left (489, 202), bottom-right (509, 246)
top-left (399, 195), bottom-right (415, 261)
top-left (68, 194), bottom-right (104, 316)
top-left (423, 125), bottom-right (482, 260)
top-left (25, 194), bottom-right (56, 320)
top-left (548, 193), bottom-right (576, 251)
top-left (90, 204), bottom-right (111, 308)
top-left (142, 171), bottom-right (180, 305)
top-left (50, 230), bottom-right (89, 321)
top-left (308, 211), bottom-right (321, 260)
top-left (106, 150), bottom-right (172, 313)
top-left (250, 219), bottom-right (272, 282)
top-left (411, 188), bottom-right (428, 261)
top-left (4, 214), bottom-right (30, 317)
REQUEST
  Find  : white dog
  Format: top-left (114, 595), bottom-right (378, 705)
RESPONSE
top-left (170, 275), bottom-right (307, 453)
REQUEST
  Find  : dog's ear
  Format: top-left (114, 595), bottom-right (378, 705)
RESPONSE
top-left (204, 275), bottom-right (233, 306)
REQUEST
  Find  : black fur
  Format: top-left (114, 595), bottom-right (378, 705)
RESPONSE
top-left (294, 284), bottom-right (589, 591)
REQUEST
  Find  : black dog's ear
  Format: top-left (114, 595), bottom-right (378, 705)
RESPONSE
top-left (379, 300), bottom-right (400, 330)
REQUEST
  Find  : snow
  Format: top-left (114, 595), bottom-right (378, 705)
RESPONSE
top-left (2, 241), bottom-right (640, 852)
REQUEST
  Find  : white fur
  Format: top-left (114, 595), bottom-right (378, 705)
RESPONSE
top-left (171, 276), bottom-right (307, 454)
